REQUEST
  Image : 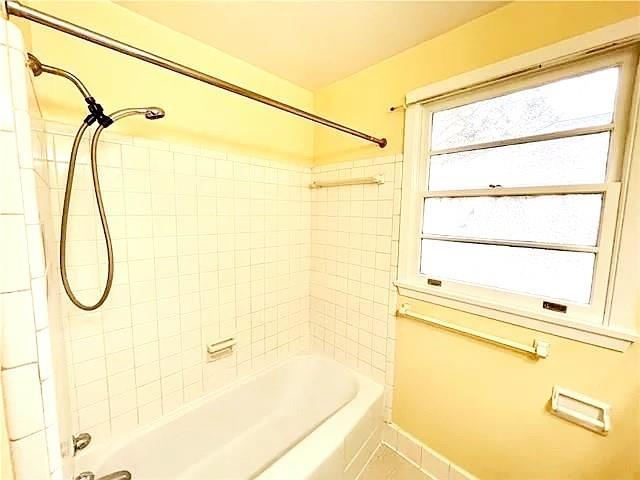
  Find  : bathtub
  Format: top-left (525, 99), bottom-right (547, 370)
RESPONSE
top-left (75, 355), bottom-right (383, 480)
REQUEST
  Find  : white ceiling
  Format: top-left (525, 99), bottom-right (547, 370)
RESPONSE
top-left (118, 1), bottom-right (505, 89)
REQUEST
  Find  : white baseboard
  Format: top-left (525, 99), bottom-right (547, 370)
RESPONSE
top-left (381, 422), bottom-right (478, 480)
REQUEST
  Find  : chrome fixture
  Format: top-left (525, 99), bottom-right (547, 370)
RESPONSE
top-left (27, 53), bottom-right (91, 98)
top-left (28, 53), bottom-right (165, 311)
top-left (72, 432), bottom-right (92, 454)
top-left (6, 0), bottom-right (386, 147)
top-left (75, 471), bottom-right (132, 480)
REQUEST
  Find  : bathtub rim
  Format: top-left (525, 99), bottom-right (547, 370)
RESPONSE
top-left (257, 358), bottom-right (383, 479)
top-left (73, 353), bottom-right (380, 475)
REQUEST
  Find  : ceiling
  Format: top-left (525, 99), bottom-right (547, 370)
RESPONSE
top-left (117, 1), bottom-right (505, 90)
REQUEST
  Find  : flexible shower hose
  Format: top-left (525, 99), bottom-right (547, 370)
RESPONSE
top-left (60, 122), bottom-right (114, 311)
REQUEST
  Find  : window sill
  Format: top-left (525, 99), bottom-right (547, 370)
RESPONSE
top-left (394, 280), bottom-right (637, 352)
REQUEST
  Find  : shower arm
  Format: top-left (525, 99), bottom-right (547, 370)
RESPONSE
top-left (3, 0), bottom-right (388, 148)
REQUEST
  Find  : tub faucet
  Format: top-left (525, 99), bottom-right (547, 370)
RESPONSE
top-left (75, 471), bottom-right (132, 480)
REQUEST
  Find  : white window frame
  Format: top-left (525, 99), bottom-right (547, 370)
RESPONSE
top-left (397, 19), bottom-right (640, 351)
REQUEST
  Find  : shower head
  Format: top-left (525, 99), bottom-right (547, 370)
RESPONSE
top-left (144, 107), bottom-right (165, 120)
top-left (109, 107), bottom-right (166, 123)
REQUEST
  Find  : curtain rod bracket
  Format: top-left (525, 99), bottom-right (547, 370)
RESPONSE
top-left (4, 0), bottom-right (387, 148)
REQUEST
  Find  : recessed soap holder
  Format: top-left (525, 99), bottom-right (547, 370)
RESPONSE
top-left (206, 337), bottom-right (235, 361)
top-left (550, 386), bottom-right (610, 435)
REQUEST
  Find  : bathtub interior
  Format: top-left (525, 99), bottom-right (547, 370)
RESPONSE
top-left (77, 355), bottom-right (367, 479)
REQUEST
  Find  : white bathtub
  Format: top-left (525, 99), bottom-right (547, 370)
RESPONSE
top-left (75, 355), bottom-right (383, 480)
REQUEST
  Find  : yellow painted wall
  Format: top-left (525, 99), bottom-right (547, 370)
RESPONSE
top-left (314, 1), bottom-right (640, 164)
top-left (313, 1), bottom-right (640, 479)
top-left (17, 0), bottom-right (315, 164)
top-left (395, 300), bottom-right (639, 480)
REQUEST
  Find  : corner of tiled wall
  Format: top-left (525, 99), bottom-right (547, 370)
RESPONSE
top-left (309, 153), bottom-right (403, 422)
top-left (382, 423), bottom-right (478, 480)
top-left (0, 17), bottom-right (66, 480)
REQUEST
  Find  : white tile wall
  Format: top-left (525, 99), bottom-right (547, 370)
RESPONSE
top-left (1, 11), bottom-right (405, 480)
top-left (39, 120), bottom-right (311, 443)
top-left (309, 156), bottom-right (402, 420)
top-left (382, 423), bottom-right (478, 480)
top-left (0, 17), bottom-right (66, 480)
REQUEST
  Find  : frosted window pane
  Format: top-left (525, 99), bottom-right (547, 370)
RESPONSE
top-left (423, 194), bottom-right (602, 246)
top-left (420, 240), bottom-right (594, 304)
top-left (428, 132), bottom-right (610, 190)
top-left (431, 67), bottom-right (619, 150)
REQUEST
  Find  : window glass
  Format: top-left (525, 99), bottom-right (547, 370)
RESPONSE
top-left (420, 239), bottom-right (595, 304)
top-left (431, 67), bottom-right (619, 150)
top-left (428, 133), bottom-right (610, 191)
top-left (423, 194), bottom-right (603, 246)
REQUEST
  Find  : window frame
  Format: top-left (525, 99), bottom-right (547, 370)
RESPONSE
top-left (398, 39), bottom-right (640, 351)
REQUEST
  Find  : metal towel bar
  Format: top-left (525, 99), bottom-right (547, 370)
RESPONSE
top-left (397, 303), bottom-right (550, 359)
top-left (309, 174), bottom-right (384, 189)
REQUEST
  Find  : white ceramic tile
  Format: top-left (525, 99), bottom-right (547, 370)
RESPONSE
top-left (345, 413), bottom-right (374, 464)
top-left (3, 364), bottom-right (45, 439)
top-left (26, 223), bottom-right (46, 278)
top-left (111, 409), bottom-right (138, 437)
top-left (109, 389), bottom-right (137, 417)
top-left (449, 464), bottom-right (477, 480)
top-left (397, 429), bottom-right (422, 466)
top-left (1, 290), bottom-right (37, 368)
top-left (41, 378), bottom-right (58, 428)
top-left (31, 276), bottom-right (48, 330)
top-left (381, 422), bottom-right (398, 449)
top-left (76, 379), bottom-right (109, 409)
top-left (14, 109), bottom-right (32, 168)
top-left (421, 444), bottom-right (450, 480)
top-left (0, 131), bottom-right (23, 214)
top-left (45, 425), bottom-right (62, 473)
top-left (10, 431), bottom-right (50, 480)
top-left (344, 426), bottom-right (381, 480)
top-left (8, 47), bottom-right (27, 111)
top-left (34, 124), bottom-right (312, 442)
top-left (6, 22), bottom-right (24, 51)
top-left (0, 216), bottom-right (31, 292)
top-left (0, 45), bottom-right (14, 131)
top-left (20, 169), bottom-right (39, 225)
top-left (77, 400), bottom-right (109, 430)
top-left (36, 328), bottom-right (54, 380)
top-left (138, 399), bottom-right (162, 425)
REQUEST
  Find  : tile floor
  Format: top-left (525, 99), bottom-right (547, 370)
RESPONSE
top-left (360, 445), bottom-right (430, 480)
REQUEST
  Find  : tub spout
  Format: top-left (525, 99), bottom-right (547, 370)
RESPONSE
top-left (76, 471), bottom-right (132, 480)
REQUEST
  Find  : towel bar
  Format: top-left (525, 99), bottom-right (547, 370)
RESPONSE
top-left (309, 174), bottom-right (384, 189)
top-left (396, 303), bottom-right (550, 359)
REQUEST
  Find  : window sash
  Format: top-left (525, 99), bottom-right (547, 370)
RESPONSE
top-left (429, 123), bottom-right (614, 157)
top-left (420, 184), bottom-right (613, 253)
top-left (416, 182), bottom-right (620, 322)
top-left (398, 47), bottom-right (636, 327)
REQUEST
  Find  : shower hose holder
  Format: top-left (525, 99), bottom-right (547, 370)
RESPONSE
top-left (84, 97), bottom-right (113, 127)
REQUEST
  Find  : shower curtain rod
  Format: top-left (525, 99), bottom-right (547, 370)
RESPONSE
top-left (3, 0), bottom-right (387, 148)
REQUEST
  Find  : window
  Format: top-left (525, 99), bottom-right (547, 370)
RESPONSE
top-left (398, 45), bottom-right (639, 345)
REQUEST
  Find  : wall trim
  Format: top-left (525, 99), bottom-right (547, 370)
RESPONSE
top-left (406, 16), bottom-right (640, 105)
top-left (395, 282), bottom-right (637, 353)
